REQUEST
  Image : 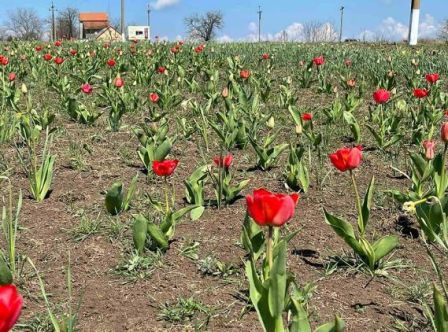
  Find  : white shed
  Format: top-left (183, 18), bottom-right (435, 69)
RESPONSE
top-left (127, 26), bottom-right (150, 41)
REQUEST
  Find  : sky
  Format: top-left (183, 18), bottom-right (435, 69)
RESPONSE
top-left (1, 0), bottom-right (446, 41)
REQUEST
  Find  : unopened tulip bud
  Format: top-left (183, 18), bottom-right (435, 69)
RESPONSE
top-left (149, 123), bottom-right (158, 134)
top-left (21, 83), bottom-right (28, 94)
top-left (416, 69), bottom-right (421, 75)
top-left (221, 87), bottom-right (229, 98)
top-left (391, 88), bottom-right (397, 95)
top-left (295, 124), bottom-right (303, 135)
top-left (441, 122), bottom-right (448, 143)
top-left (266, 116), bottom-right (275, 129)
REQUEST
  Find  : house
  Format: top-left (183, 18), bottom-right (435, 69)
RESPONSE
top-left (128, 26), bottom-right (150, 41)
top-left (96, 26), bottom-right (122, 42)
top-left (79, 12), bottom-right (109, 39)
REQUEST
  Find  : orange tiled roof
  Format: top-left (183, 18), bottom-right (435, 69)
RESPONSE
top-left (79, 12), bottom-right (108, 22)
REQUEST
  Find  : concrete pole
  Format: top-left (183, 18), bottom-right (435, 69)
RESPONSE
top-left (408, 0), bottom-right (420, 46)
top-left (121, 0), bottom-right (126, 41)
top-left (339, 6), bottom-right (344, 42)
top-left (257, 5), bottom-right (262, 42)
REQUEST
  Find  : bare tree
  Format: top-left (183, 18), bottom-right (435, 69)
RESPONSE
top-left (302, 21), bottom-right (337, 42)
top-left (184, 11), bottom-right (223, 41)
top-left (440, 19), bottom-right (448, 42)
top-left (57, 7), bottom-right (79, 39)
top-left (5, 8), bottom-right (42, 40)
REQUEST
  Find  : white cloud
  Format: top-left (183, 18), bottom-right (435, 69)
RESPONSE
top-left (151, 0), bottom-right (180, 10)
top-left (419, 14), bottom-right (441, 39)
top-left (217, 34), bottom-right (233, 43)
top-left (248, 22), bottom-right (258, 34)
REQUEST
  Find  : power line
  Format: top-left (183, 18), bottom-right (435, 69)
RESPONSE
top-left (257, 5), bottom-right (262, 42)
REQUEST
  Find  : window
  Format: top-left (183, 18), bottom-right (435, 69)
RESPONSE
top-left (136, 31), bottom-right (143, 35)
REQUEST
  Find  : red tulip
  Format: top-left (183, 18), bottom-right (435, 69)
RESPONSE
top-left (170, 47), bottom-right (179, 54)
top-left (43, 53), bottom-right (52, 61)
top-left (54, 57), bottom-right (64, 65)
top-left (54, 40), bottom-right (62, 47)
top-left (344, 59), bottom-right (352, 66)
top-left (246, 189), bottom-right (299, 227)
top-left (422, 140), bottom-right (436, 160)
top-left (413, 88), bottom-right (428, 98)
top-left (81, 83), bottom-right (93, 94)
top-left (106, 59), bottom-right (116, 67)
top-left (240, 69), bottom-right (251, 79)
top-left (347, 79), bottom-right (356, 88)
top-left (35, 45), bottom-right (43, 52)
top-left (213, 154), bottom-right (233, 168)
top-left (7, 73), bottom-right (16, 82)
top-left (149, 92), bottom-right (159, 103)
top-left (262, 53), bottom-right (270, 60)
top-left (0, 284), bottom-right (23, 332)
top-left (69, 49), bottom-right (77, 56)
top-left (114, 77), bottom-right (124, 88)
top-left (373, 89), bottom-right (390, 104)
top-left (329, 146), bottom-right (363, 172)
top-left (152, 159), bottom-right (179, 177)
top-left (0, 56), bottom-right (8, 66)
top-left (194, 45), bottom-right (204, 53)
top-left (157, 66), bottom-right (166, 74)
top-left (313, 55), bottom-right (325, 66)
top-left (425, 73), bottom-right (439, 84)
top-left (441, 122), bottom-right (448, 143)
top-left (302, 113), bottom-right (313, 121)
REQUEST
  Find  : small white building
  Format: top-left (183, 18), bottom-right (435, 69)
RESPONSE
top-left (127, 26), bottom-right (150, 41)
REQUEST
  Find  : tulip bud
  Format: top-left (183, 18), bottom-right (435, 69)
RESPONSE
top-left (396, 99), bottom-right (407, 111)
top-left (295, 124), bottom-right (303, 135)
top-left (441, 122), bottom-right (448, 143)
top-left (21, 83), bottom-right (28, 94)
top-left (391, 88), bottom-right (397, 95)
top-left (266, 116), bottom-right (275, 129)
top-left (149, 123), bottom-right (158, 134)
top-left (416, 69), bottom-right (421, 75)
top-left (221, 87), bottom-right (229, 98)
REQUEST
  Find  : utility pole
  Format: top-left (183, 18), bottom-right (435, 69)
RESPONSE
top-left (339, 5), bottom-right (344, 42)
top-left (50, 1), bottom-right (56, 41)
top-left (147, 3), bottom-right (151, 41)
top-left (121, 0), bottom-right (126, 41)
top-left (257, 5), bottom-right (262, 42)
top-left (408, 0), bottom-right (420, 46)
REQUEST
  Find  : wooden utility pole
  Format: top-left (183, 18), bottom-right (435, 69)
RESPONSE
top-left (339, 6), bottom-right (344, 42)
top-left (50, 1), bottom-right (56, 41)
top-left (257, 5), bottom-right (262, 42)
top-left (408, 0), bottom-right (420, 45)
top-left (121, 0), bottom-right (126, 41)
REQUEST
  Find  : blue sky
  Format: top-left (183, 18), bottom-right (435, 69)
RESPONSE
top-left (2, 0), bottom-right (446, 41)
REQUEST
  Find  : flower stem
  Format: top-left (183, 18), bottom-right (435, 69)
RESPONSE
top-left (164, 176), bottom-right (170, 214)
top-left (267, 226), bottom-right (274, 272)
top-left (350, 170), bottom-right (364, 235)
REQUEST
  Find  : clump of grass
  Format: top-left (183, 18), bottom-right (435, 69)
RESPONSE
top-left (158, 296), bottom-right (212, 327)
top-left (69, 211), bottom-right (101, 242)
top-left (179, 240), bottom-right (200, 261)
top-left (197, 256), bottom-right (238, 278)
top-left (113, 251), bottom-right (163, 281)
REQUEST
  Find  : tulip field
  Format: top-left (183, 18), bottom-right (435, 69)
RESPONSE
top-left (1, 41), bottom-right (448, 331)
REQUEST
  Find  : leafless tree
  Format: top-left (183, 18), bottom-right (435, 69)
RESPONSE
top-left (302, 21), bottom-right (337, 42)
top-left (184, 11), bottom-right (223, 41)
top-left (56, 7), bottom-right (79, 39)
top-left (5, 8), bottom-right (42, 40)
top-left (440, 19), bottom-right (448, 42)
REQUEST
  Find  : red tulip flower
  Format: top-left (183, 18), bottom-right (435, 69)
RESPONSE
top-left (213, 154), bottom-right (233, 168)
top-left (157, 66), bottom-right (166, 74)
top-left (54, 57), bottom-right (64, 65)
top-left (425, 73), bottom-right (439, 84)
top-left (246, 189), bottom-right (299, 227)
top-left (194, 45), bottom-right (204, 53)
top-left (441, 122), bottom-right (448, 143)
top-left (0, 56), bottom-right (8, 66)
top-left (372, 89), bottom-right (390, 104)
top-left (302, 113), bottom-right (313, 121)
top-left (422, 140), bottom-right (436, 160)
top-left (7, 73), bottom-right (16, 82)
top-left (149, 92), bottom-right (160, 103)
top-left (43, 53), bottom-right (52, 61)
top-left (70, 49), bottom-right (77, 56)
top-left (170, 47), bottom-right (179, 54)
top-left (240, 69), bottom-right (251, 79)
top-left (107, 59), bottom-right (116, 67)
top-left (81, 83), bottom-right (93, 94)
top-left (329, 146), bottom-right (363, 172)
top-left (0, 284), bottom-right (23, 332)
top-left (35, 45), bottom-right (43, 52)
top-left (413, 88), bottom-right (428, 98)
top-left (152, 159), bottom-right (179, 177)
top-left (313, 55), bottom-right (325, 66)
top-left (114, 77), bottom-right (124, 88)
top-left (262, 53), bottom-right (270, 60)
top-left (54, 40), bottom-right (62, 47)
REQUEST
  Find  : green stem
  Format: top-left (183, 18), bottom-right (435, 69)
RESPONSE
top-left (267, 226), bottom-right (273, 272)
top-left (350, 170), bottom-right (364, 235)
top-left (274, 315), bottom-right (284, 332)
top-left (164, 177), bottom-right (170, 214)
